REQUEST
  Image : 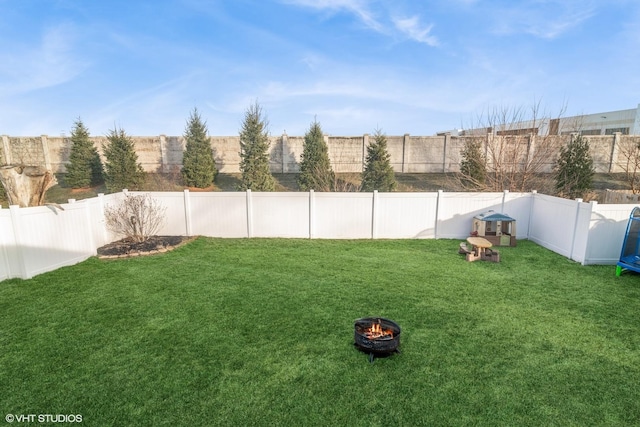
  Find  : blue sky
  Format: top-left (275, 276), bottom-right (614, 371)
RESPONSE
top-left (1, 0), bottom-right (639, 137)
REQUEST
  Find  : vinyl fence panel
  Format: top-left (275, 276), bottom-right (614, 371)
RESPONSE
top-left (436, 192), bottom-right (506, 239)
top-left (0, 208), bottom-right (18, 280)
top-left (584, 203), bottom-right (634, 265)
top-left (86, 196), bottom-right (109, 249)
top-left (529, 194), bottom-right (578, 258)
top-left (569, 201), bottom-right (596, 263)
top-left (502, 192), bottom-right (534, 239)
top-left (312, 192), bottom-right (373, 238)
top-left (4, 189), bottom-right (638, 281)
top-left (141, 192), bottom-right (189, 236)
top-left (8, 203), bottom-right (95, 279)
top-left (374, 192), bottom-right (439, 238)
top-left (188, 192), bottom-right (248, 237)
top-left (101, 192), bottom-right (128, 243)
top-left (250, 192), bottom-right (310, 238)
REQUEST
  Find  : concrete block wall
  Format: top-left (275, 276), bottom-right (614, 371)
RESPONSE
top-left (1, 132), bottom-right (637, 175)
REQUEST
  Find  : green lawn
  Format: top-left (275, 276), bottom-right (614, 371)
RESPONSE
top-left (1, 238), bottom-right (639, 426)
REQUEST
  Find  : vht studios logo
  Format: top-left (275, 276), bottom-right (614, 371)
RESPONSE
top-left (5, 414), bottom-right (82, 423)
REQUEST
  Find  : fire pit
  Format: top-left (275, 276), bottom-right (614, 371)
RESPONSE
top-left (354, 317), bottom-right (401, 363)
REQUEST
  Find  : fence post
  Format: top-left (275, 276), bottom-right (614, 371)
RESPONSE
top-left (434, 190), bottom-right (443, 239)
top-left (246, 189), bottom-right (253, 238)
top-left (501, 190), bottom-right (509, 213)
top-left (0, 206), bottom-right (11, 279)
top-left (570, 200), bottom-right (597, 264)
top-left (8, 205), bottom-right (28, 279)
top-left (569, 198), bottom-right (584, 260)
top-left (183, 189), bottom-right (192, 236)
top-left (371, 190), bottom-right (378, 239)
top-left (97, 193), bottom-right (108, 245)
top-left (582, 201), bottom-right (598, 265)
top-left (527, 190), bottom-right (537, 240)
top-left (309, 190), bottom-right (315, 239)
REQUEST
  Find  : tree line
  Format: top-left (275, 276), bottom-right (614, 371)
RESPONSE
top-left (53, 100), bottom-right (606, 200)
top-left (64, 101), bottom-right (398, 194)
top-left (6, 100), bottom-right (633, 207)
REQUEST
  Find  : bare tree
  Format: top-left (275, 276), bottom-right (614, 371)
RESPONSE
top-left (615, 135), bottom-right (640, 194)
top-left (104, 193), bottom-right (167, 242)
top-left (455, 101), bottom-right (566, 193)
top-left (333, 173), bottom-right (362, 192)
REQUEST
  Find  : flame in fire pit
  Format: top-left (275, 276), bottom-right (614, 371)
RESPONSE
top-left (364, 320), bottom-right (394, 339)
top-left (354, 317), bottom-right (401, 362)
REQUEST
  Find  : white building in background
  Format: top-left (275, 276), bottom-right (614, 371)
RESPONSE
top-left (439, 104), bottom-right (640, 137)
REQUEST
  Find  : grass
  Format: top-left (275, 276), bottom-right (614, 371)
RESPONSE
top-left (1, 238), bottom-right (639, 426)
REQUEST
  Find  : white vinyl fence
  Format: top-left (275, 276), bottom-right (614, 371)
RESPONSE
top-left (0, 190), bottom-right (636, 281)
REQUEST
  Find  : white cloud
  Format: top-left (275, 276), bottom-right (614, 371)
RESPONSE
top-left (86, 73), bottom-right (203, 135)
top-left (262, 80), bottom-right (371, 99)
top-left (527, 10), bottom-right (595, 39)
top-left (299, 53), bottom-right (327, 70)
top-left (0, 24), bottom-right (88, 94)
top-left (392, 15), bottom-right (438, 46)
top-left (280, 0), bottom-right (384, 32)
top-left (282, 1), bottom-right (441, 47)
top-left (491, 1), bottom-right (597, 39)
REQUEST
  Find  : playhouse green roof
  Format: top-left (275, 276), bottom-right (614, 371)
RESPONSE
top-left (473, 211), bottom-right (515, 222)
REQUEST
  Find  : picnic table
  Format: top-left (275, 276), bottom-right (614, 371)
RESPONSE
top-left (465, 237), bottom-right (499, 262)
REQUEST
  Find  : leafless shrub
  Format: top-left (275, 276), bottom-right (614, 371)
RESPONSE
top-left (104, 193), bottom-right (167, 242)
top-left (454, 101), bottom-right (567, 192)
top-left (615, 136), bottom-right (640, 194)
top-left (334, 173), bottom-right (362, 192)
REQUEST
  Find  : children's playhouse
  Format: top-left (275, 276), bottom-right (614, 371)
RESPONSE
top-left (471, 210), bottom-right (517, 247)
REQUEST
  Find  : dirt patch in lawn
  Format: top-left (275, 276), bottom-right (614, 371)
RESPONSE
top-left (97, 235), bottom-right (196, 259)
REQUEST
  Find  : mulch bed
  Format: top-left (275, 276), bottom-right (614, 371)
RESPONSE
top-left (97, 235), bottom-right (195, 259)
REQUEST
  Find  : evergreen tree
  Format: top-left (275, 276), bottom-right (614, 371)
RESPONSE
top-left (238, 101), bottom-right (276, 191)
top-left (554, 134), bottom-right (594, 199)
top-left (459, 138), bottom-right (487, 190)
top-left (298, 120), bottom-right (335, 191)
top-left (103, 126), bottom-right (146, 193)
top-left (65, 118), bottom-right (103, 188)
top-left (361, 129), bottom-right (397, 192)
top-left (182, 108), bottom-right (217, 188)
